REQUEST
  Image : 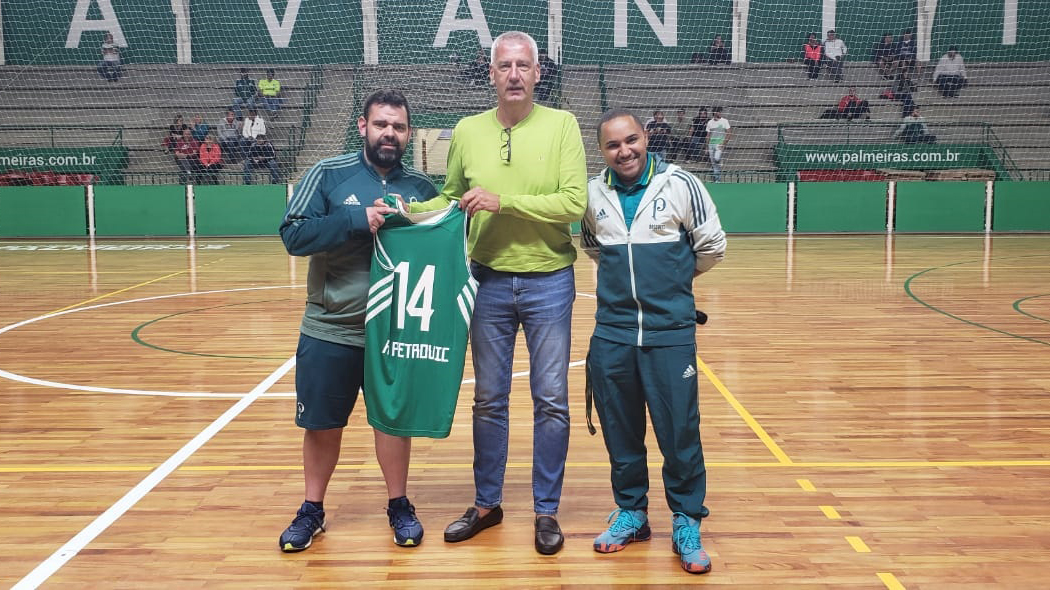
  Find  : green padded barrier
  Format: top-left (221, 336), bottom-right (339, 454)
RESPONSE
top-left (94, 185), bottom-right (187, 236)
top-left (194, 185), bottom-right (287, 236)
top-left (707, 182), bottom-right (788, 233)
top-left (895, 181), bottom-right (985, 232)
top-left (992, 182), bottom-right (1050, 232)
top-left (796, 182), bottom-right (886, 232)
top-left (0, 186), bottom-right (86, 237)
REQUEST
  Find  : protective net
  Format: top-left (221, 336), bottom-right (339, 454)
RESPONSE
top-left (0, 0), bottom-right (1047, 185)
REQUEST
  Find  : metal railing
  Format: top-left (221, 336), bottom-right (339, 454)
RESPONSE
top-left (0, 125), bottom-right (124, 147)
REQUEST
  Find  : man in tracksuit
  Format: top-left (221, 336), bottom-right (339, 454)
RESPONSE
top-left (580, 108), bottom-right (726, 574)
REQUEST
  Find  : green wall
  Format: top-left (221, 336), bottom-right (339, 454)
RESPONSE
top-left (4, 0), bottom-right (1047, 65)
top-left (0, 186), bottom-right (86, 237)
top-left (992, 181), bottom-right (1050, 232)
top-left (2, 182), bottom-right (1047, 237)
top-left (707, 182), bottom-right (787, 233)
top-left (895, 181), bottom-right (986, 232)
top-left (94, 185), bottom-right (187, 236)
top-left (796, 181), bottom-right (886, 232)
top-left (194, 185), bottom-right (287, 235)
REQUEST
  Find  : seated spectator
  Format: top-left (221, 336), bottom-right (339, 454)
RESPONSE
top-left (240, 109), bottom-right (267, 159)
top-left (97, 32), bottom-right (122, 82)
top-left (668, 108), bottom-right (692, 162)
top-left (690, 52), bottom-right (704, 64)
top-left (198, 135), bottom-right (223, 185)
top-left (231, 68), bottom-right (257, 120)
top-left (895, 107), bottom-right (936, 144)
top-left (820, 87), bottom-right (870, 120)
top-left (872, 33), bottom-right (897, 79)
top-left (708, 35), bottom-right (730, 65)
top-left (687, 107), bottom-right (710, 162)
top-left (258, 69), bottom-right (283, 117)
top-left (823, 30), bottom-right (847, 83)
top-left (191, 115), bottom-right (210, 142)
top-left (645, 110), bottom-right (673, 156)
top-left (173, 128), bottom-right (201, 184)
top-left (933, 46), bottom-right (968, 98)
top-left (243, 134), bottom-right (281, 185)
top-left (881, 62), bottom-right (917, 116)
top-left (535, 49), bottom-right (560, 104)
top-left (803, 33), bottom-right (824, 80)
top-left (895, 30), bottom-right (917, 74)
top-left (463, 49), bottom-right (489, 85)
top-left (216, 110), bottom-right (242, 162)
top-left (162, 114), bottom-right (188, 153)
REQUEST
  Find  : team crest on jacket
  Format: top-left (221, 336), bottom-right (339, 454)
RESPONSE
top-left (343, 194), bottom-right (361, 205)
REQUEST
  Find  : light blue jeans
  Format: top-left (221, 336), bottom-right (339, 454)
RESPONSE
top-left (469, 262), bottom-right (574, 515)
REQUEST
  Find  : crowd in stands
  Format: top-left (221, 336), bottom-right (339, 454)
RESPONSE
top-left (640, 106), bottom-right (731, 181)
top-left (153, 67), bottom-right (290, 184)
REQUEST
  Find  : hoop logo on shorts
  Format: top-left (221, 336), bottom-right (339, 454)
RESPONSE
top-left (297, 402), bottom-right (305, 419)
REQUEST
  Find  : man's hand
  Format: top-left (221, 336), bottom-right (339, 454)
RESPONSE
top-left (459, 187), bottom-right (500, 217)
top-left (365, 205), bottom-right (398, 234)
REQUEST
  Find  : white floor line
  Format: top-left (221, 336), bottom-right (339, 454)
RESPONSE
top-left (11, 355), bottom-right (297, 590)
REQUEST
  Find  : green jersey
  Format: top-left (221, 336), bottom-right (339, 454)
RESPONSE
top-left (364, 203), bottom-right (476, 438)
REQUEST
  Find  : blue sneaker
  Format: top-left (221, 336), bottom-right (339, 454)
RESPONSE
top-left (671, 513), bottom-right (712, 574)
top-left (279, 502), bottom-right (326, 553)
top-left (593, 508), bottom-right (651, 553)
top-left (387, 497), bottom-right (424, 547)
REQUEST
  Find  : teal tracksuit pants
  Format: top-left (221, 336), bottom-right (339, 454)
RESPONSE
top-left (588, 334), bottom-right (707, 521)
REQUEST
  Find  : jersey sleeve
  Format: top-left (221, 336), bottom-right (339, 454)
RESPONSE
top-left (674, 171), bottom-right (726, 274)
top-left (280, 163), bottom-right (371, 256)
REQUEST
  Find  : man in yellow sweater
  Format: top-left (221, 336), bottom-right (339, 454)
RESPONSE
top-left (407, 30), bottom-right (586, 555)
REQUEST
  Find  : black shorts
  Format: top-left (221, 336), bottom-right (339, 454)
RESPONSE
top-left (294, 333), bottom-right (364, 430)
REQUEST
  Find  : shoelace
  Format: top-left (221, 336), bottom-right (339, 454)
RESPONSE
top-left (606, 509), bottom-right (643, 534)
top-left (291, 510), bottom-right (322, 532)
top-left (389, 505), bottom-right (417, 528)
top-left (671, 513), bottom-right (701, 553)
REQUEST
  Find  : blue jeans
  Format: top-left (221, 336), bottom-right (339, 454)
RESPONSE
top-left (231, 97), bottom-right (255, 119)
top-left (470, 262), bottom-right (574, 515)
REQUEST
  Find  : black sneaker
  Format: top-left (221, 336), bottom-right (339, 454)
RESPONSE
top-left (387, 497), bottom-right (424, 547)
top-left (279, 502), bottom-right (326, 553)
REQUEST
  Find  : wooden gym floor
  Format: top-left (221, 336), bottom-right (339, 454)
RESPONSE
top-left (1, 233), bottom-right (1048, 589)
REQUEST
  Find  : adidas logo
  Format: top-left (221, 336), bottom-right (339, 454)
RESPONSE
top-left (595, 208), bottom-right (608, 221)
top-left (682, 364), bottom-right (697, 379)
top-left (343, 194), bottom-right (361, 206)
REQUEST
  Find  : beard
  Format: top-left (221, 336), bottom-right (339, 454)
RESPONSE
top-left (365, 136), bottom-right (404, 168)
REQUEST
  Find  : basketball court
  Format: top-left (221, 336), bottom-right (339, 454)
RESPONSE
top-left (2, 233), bottom-right (1049, 588)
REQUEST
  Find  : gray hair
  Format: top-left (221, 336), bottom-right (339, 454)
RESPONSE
top-left (491, 31), bottom-right (539, 65)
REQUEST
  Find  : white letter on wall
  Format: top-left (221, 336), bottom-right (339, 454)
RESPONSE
top-left (258, 0), bottom-right (302, 48)
top-left (615, 0), bottom-right (678, 48)
top-left (66, 0), bottom-right (127, 48)
top-left (434, 0), bottom-right (493, 48)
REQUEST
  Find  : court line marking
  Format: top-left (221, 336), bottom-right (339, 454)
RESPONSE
top-left (697, 355), bottom-right (793, 464)
top-left (846, 536), bottom-right (872, 553)
top-left (819, 505), bottom-right (842, 520)
top-left (797, 478), bottom-right (816, 491)
top-left (6, 458), bottom-right (1049, 474)
top-left (11, 356), bottom-right (296, 590)
top-left (877, 572), bottom-right (906, 590)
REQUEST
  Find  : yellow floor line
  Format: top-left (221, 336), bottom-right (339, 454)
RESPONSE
top-left (797, 478), bottom-right (816, 491)
top-left (846, 536), bottom-right (871, 553)
top-left (4, 458), bottom-right (1050, 473)
top-left (697, 355), bottom-right (793, 464)
top-left (877, 572), bottom-right (906, 590)
top-left (819, 505), bottom-right (842, 519)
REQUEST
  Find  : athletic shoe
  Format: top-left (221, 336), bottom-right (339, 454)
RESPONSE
top-left (593, 508), bottom-right (651, 553)
top-left (387, 497), bottom-right (424, 547)
top-left (279, 502), bottom-right (326, 553)
top-left (671, 513), bottom-right (712, 574)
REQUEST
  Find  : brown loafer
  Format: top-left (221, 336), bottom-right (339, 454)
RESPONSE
top-left (535, 515), bottom-right (564, 555)
top-left (444, 506), bottom-right (503, 542)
